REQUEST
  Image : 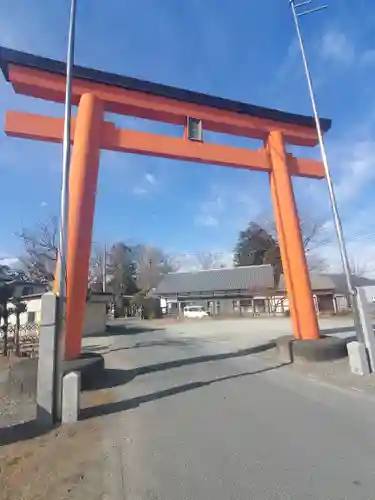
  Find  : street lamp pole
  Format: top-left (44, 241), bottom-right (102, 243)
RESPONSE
top-left (54, 0), bottom-right (78, 422)
top-left (289, 0), bottom-right (361, 338)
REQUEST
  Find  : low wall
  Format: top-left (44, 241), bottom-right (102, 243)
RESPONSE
top-left (82, 301), bottom-right (108, 336)
top-left (6, 293), bottom-right (111, 337)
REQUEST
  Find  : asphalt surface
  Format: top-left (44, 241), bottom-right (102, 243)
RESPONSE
top-left (93, 319), bottom-right (375, 500)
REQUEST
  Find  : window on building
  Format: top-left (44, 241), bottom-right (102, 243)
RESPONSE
top-left (232, 300), bottom-right (240, 311)
top-left (240, 299), bottom-right (252, 307)
top-left (27, 311), bottom-right (36, 323)
top-left (253, 299), bottom-right (266, 313)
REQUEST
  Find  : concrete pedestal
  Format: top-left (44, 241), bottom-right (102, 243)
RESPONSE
top-left (347, 341), bottom-right (370, 376)
top-left (62, 371), bottom-right (81, 423)
top-left (292, 337), bottom-right (348, 362)
top-left (275, 335), bottom-right (348, 363)
top-left (36, 292), bottom-right (58, 426)
top-left (62, 352), bottom-right (105, 390)
top-left (356, 287), bottom-right (375, 372)
top-left (275, 335), bottom-right (294, 363)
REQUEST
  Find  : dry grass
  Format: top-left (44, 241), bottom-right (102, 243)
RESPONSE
top-left (0, 390), bottom-right (112, 500)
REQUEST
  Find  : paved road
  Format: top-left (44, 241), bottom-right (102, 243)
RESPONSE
top-left (92, 318), bottom-right (375, 499)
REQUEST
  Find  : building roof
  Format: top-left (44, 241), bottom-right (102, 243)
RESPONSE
top-left (322, 273), bottom-right (375, 295)
top-left (0, 276), bottom-right (45, 287)
top-left (154, 265), bottom-right (275, 296)
top-left (277, 274), bottom-right (336, 292)
top-left (155, 266), bottom-right (375, 297)
top-left (0, 46), bottom-right (331, 133)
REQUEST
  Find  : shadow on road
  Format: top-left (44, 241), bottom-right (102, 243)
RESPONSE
top-left (321, 325), bottom-right (356, 335)
top-left (81, 362), bottom-right (288, 420)
top-left (320, 322), bottom-right (375, 337)
top-left (0, 419), bottom-right (54, 447)
top-left (108, 338), bottom-right (193, 353)
top-left (0, 342), bottom-right (277, 445)
top-left (82, 337), bottom-right (193, 356)
top-left (86, 340), bottom-right (277, 392)
top-left (87, 323), bottom-right (166, 338)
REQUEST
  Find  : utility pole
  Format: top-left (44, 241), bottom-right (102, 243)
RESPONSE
top-left (54, 0), bottom-right (78, 422)
top-left (289, 0), bottom-right (362, 340)
top-left (102, 244), bottom-right (107, 293)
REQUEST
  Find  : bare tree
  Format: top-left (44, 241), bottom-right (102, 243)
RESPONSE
top-left (260, 212), bottom-right (330, 272)
top-left (17, 216), bottom-right (58, 286)
top-left (307, 254), bottom-right (329, 273)
top-left (107, 242), bottom-right (137, 295)
top-left (196, 252), bottom-right (222, 270)
top-left (350, 259), bottom-right (375, 277)
top-left (299, 215), bottom-right (331, 256)
top-left (17, 217), bottom-right (110, 290)
top-left (132, 245), bottom-right (177, 291)
top-left (89, 244), bottom-right (106, 291)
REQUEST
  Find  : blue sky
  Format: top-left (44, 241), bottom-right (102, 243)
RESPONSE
top-left (1, 0), bottom-right (375, 271)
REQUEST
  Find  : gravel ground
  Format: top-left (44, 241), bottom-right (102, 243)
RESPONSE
top-left (0, 357), bottom-right (113, 500)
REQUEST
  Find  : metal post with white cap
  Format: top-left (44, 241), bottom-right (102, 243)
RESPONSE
top-left (53, 0), bottom-right (78, 422)
top-left (289, 0), bottom-right (363, 341)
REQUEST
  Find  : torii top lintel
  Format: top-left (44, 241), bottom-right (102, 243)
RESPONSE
top-left (0, 46), bottom-right (331, 148)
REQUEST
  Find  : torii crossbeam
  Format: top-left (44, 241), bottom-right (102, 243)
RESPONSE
top-left (0, 47), bottom-right (331, 360)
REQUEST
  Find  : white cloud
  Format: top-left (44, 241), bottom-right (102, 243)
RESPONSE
top-left (194, 214), bottom-right (219, 227)
top-left (333, 140), bottom-right (375, 204)
top-left (132, 173), bottom-right (158, 196)
top-left (172, 250), bottom-right (234, 272)
top-left (133, 187), bottom-right (148, 196)
top-left (145, 173), bottom-right (156, 184)
top-left (321, 240), bottom-right (375, 278)
top-left (320, 30), bottom-right (355, 65)
top-left (0, 255), bottom-right (20, 268)
top-left (194, 196), bottom-right (224, 227)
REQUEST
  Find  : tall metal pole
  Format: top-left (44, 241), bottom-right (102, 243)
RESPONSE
top-left (289, 0), bottom-right (361, 337)
top-left (54, 0), bottom-right (78, 422)
top-left (102, 244), bottom-right (107, 293)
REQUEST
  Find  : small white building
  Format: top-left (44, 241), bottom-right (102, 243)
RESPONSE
top-left (7, 292), bottom-right (112, 337)
top-left (0, 278), bottom-right (47, 299)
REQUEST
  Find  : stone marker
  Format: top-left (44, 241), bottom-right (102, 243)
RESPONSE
top-left (275, 336), bottom-right (294, 364)
top-left (347, 341), bottom-right (370, 376)
top-left (62, 371), bottom-right (81, 424)
top-left (356, 287), bottom-right (375, 372)
top-left (36, 292), bottom-right (58, 426)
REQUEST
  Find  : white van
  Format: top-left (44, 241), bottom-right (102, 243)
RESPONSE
top-left (183, 305), bottom-right (209, 319)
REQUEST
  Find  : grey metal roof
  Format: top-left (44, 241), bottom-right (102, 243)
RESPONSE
top-left (154, 265), bottom-right (274, 296)
top-left (278, 273), bottom-right (375, 293)
top-left (322, 274), bottom-right (375, 295)
top-left (155, 266), bottom-right (375, 297)
top-left (278, 274), bottom-right (335, 292)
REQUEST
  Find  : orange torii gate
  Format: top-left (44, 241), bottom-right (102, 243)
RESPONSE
top-left (0, 47), bottom-right (331, 360)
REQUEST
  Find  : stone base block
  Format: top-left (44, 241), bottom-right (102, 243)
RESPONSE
top-left (275, 335), bottom-right (294, 363)
top-left (5, 352), bottom-right (105, 396)
top-left (62, 371), bottom-right (81, 423)
top-left (347, 341), bottom-right (370, 376)
top-left (274, 335), bottom-right (349, 364)
top-left (62, 352), bottom-right (105, 390)
top-left (292, 336), bottom-right (348, 363)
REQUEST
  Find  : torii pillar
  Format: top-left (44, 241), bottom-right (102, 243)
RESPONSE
top-left (65, 94), bottom-right (103, 359)
top-left (268, 130), bottom-right (319, 340)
